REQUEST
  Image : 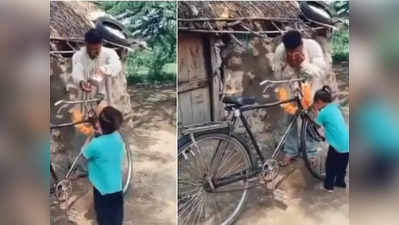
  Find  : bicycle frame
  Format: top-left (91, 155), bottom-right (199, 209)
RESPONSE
top-left (238, 97), bottom-right (301, 162)
top-left (210, 96), bottom-right (309, 190)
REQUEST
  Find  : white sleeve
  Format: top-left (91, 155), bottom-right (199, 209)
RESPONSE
top-left (300, 40), bottom-right (326, 79)
top-left (272, 43), bottom-right (286, 80)
top-left (101, 49), bottom-right (122, 77)
top-left (71, 52), bottom-right (85, 84)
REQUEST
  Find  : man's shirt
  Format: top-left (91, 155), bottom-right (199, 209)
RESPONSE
top-left (71, 46), bottom-right (122, 100)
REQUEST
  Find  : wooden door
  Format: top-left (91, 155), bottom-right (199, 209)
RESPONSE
top-left (178, 34), bottom-right (211, 127)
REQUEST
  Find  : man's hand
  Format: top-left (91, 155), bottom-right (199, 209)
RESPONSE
top-left (79, 80), bottom-right (92, 93)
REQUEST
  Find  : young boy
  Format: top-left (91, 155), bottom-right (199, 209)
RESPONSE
top-left (313, 86), bottom-right (349, 192)
top-left (84, 106), bottom-right (124, 225)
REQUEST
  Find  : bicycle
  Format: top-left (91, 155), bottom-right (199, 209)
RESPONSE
top-left (50, 93), bottom-right (133, 202)
top-left (178, 78), bottom-right (327, 225)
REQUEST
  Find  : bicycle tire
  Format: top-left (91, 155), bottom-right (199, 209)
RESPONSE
top-left (299, 1), bottom-right (333, 25)
top-left (301, 119), bottom-right (327, 181)
top-left (121, 135), bottom-right (133, 197)
top-left (95, 17), bottom-right (130, 46)
top-left (178, 131), bottom-right (253, 225)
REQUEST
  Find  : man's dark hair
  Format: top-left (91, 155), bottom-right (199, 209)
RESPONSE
top-left (85, 28), bottom-right (103, 44)
top-left (282, 30), bottom-right (303, 50)
top-left (314, 85), bottom-right (333, 103)
top-left (99, 106), bottom-right (123, 135)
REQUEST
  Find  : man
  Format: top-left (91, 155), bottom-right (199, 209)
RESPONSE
top-left (272, 30), bottom-right (327, 166)
top-left (72, 28), bottom-right (122, 107)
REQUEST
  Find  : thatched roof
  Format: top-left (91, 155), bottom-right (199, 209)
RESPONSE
top-left (178, 1), bottom-right (326, 37)
top-left (50, 1), bottom-right (137, 59)
top-left (178, 1), bottom-right (300, 19)
top-left (50, 1), bottom-right (96, 39)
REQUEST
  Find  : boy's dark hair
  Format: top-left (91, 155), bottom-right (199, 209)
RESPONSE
top-left (85, 29), bottom-right (103, 44)
top-left (282, 30), bottom-right (303, 50)
top-left (99, 106), bottom-right (123, 135)
top-left (314, 85), bottom-right (333, 103)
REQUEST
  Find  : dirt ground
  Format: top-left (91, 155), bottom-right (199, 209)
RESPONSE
top-left (123, 86), bottom-right (177, 225)
top-left (235, 161), bottom-right (348, 225)
top-left (51, 85), bottom-right (177, 225)
top-left (233, 62), bottom-right (349, 225)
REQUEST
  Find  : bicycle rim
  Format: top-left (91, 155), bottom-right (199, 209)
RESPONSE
top-left (301, 120), bottom-right (328, 180)
top-left (178, 133), bottom-right (251, 225)
top-left (121, 137), bottom-right (133, 196)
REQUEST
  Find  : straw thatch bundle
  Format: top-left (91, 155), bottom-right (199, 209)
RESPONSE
top-left (178, 1), bottom-right (299, 19)
top-left (50, 1), bottom-right (95, 39)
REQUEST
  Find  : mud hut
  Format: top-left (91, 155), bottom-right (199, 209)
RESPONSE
top-left (178, 1), bottom-right (337, 132)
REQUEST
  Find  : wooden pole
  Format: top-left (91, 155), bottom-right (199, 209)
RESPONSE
top-left (179, 27), bottom-right (325, 35)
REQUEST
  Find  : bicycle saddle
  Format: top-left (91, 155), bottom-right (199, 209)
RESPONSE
top-left (223, 96), bottom-right (256, 107)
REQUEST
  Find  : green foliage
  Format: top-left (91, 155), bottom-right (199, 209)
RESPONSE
top-left (333, 1), bottom-right (350, 18)
top-left (328, 1), bottom-right (349, 63)
top-left (332, 29), bottom-right (349, 63)
top-left (100, 1), bottom-right (176, 84)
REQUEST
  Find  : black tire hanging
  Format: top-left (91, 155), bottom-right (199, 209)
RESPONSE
top-left (95, 16), bottom-right (130, 46)
top-left (299, 1), bottom-right (333, 25)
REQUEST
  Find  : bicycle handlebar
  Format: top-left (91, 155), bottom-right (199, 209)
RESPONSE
top-left (50, 120), bottom-right (93, 130)
top-left (54, 94), bottom-right (104, 107)
top-left (259, 78), bottom-right (306, 86)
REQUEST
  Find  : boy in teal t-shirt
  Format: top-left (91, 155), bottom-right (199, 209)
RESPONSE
top-left (83, 131), bottom-right (124, 195)
top-left (84, 106), bottom-right (124, 225)
top-left (313, 86), bottom-right (349, 192)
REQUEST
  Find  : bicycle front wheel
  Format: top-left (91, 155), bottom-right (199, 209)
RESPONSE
top-left (178, 132), bottom-right (252, 225)
top-left (121, 134), bottom-right (133, 196)
top-left (301, 119), bottom-right (328, 180)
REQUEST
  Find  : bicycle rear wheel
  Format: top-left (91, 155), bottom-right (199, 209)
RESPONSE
top-left (301, 119), bottom-right (328, 180)
top-left (178, 132), bottom-right (252, 225)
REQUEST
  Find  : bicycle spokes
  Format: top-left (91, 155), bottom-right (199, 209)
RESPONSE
top-left (179, 135), bottom-right (250, 225)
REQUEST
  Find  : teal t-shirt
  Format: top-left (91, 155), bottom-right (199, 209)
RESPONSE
top-left (316, 103), bottom-right (349, 153)
top-left (83, 132), bottom-right (124, 195)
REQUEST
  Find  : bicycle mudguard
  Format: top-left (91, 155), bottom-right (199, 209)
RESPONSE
top-left (178, 122), bottom-right (231, 154)
top-left (180, 122), bottom-right (230, 136)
